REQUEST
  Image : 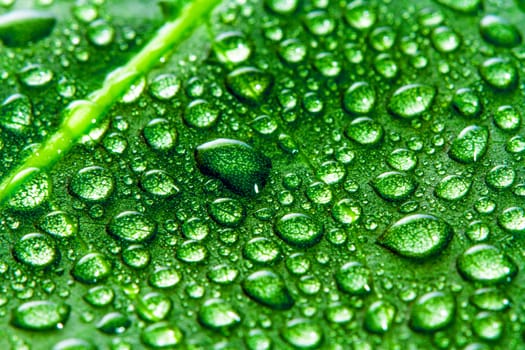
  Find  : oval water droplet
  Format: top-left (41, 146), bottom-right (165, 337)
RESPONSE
top-left (0, 94), bottom-right (33, 134)
top-left (108, 211), bottom-right (156, 243)
top-left (0, 10), bottom-right (56, 47)
top-left (72, 253), bottom-right (112, 284)
top-left (342, 81), bottom-right (376, 115)
top-left (410, 292), bottom-right (456, 332)
top-left (448, 125), bottom-right (489, 164)
top-left (242, 270), bottom-right (294, 310)
top-left (388, 84), bottom-right (436, 119)
top-left (11, 300), bottom-right (70, 331)
top-left (274, 213), bottom-right (323, 248)
top-left (335, 261), bottom-right (372, 295)
top-left (184, 99), bottom-right (220, 129)
top-left (226, 67), bottom-right (273, 105)
top-left (479, 57), bottom-right (518, 91)
top-left (435, 175), bottom-right (471, 201)
top-left (497, 206), bottom-right (525, 234)
top-left (282, 319), bottom-right (323, 349)
top-left (345, 117), bottom-right (384, 146)
top-left (13, 233), bottom-right (58, 268)
top-left (371, 171), bottom-right (417, 202)
top-left (198, 299), bottom-right (241, 331)
top-left (70, 166), bottom-right (115, 202)
top-left (457, 244), bottom-right (518, 284)
top-left (479, 15), bottom-right (521, 48)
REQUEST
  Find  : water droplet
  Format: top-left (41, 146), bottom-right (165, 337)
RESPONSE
top-left (498, 206), bottom-right (525, 233)
top-left (506, 135), bottom-right (525, 154)
top-left (335, 261), bottom-right (372, 295)
top-left (479, 15), bottom-right (521, 48)
top-left (141, 322), bottom-right (183, 348)
top-left (209, 198), bottom-right (246, 227)
top-left (345, 117), bottom-right (384, 146)
top-left (378, 214), bottom-right (453, 259)
top-left (457, 244), bottom-right (518, 284)
top-left (472, 312), bottom-right (504, 341)
top-left (136, 292), bottom-right (172, 322)
top-left (316, 161), bottom-right (345, 185)
top-left (431, 26), bottom-right (461, 52)
top-left (198, 299), bottom-right (241, 331)
top-left (195, 138), bottom-right (271, 196)
top-left (314, 52), bottom-right (341, 77)
top-left (70, 166), bottom-right (115, 202)
top-left (37, 211), bottom-right (78, 238)
top-left (282, 319), bottom-right (323, 349)
top-left (410, 292), bottom-right (456, 332)
top-left (122, 245), bottom-right (151, 269)
top-left (304, 10), bottom-right (335, 36)
top-left (226, 67), bottom-right (273, 104)
top-left (84, 286), bottom-right (114, 307)
top-left (388, 84), bottom-right (436, 119)
top-left (13, 233), bottom-right (57, 267)
top-left (373, 53), bottom-right (398, 79)
top-left (213, 31), bottom-right (252, 65)
top-left (176, 240), bottom-right (208, 263)
top-left (448, 125), bottom-right (489, 164)
top-left (8, 170), bottom-right (50, 210)
top-left (326, 303), bottom-right (354, 324)
top-left (88, 19), bottom-right (115, 46)
top-left (149, 267), bottom-right (181, 288)
top-left (72, 252), bottom-right (112, 284)
top-left (364, 300), bottom-right (396, 334)
top-left (371, 171), bottom-right (417, 201)
top-left (11, 300), bottom-right (70, 331)
top-left (96, 312), bottom-right (131, 335)
top-left (19, 64), bottom-right (53, 87)
top-left (242, 270), bottom-right (294, 310)
top-left (0, 9), bottom-right (56, 47)
top-left (72, 3), bottom-right (98, 23)
top-left (143, 118), bottom-right (177, 151)
top-left (369, 26), bottom-right (396, 51)
top-left (184, 99), bottom-right (220, 129)
top-left (436, 0), bottom-right (481, 13)
top-left (452, 88), bottom-right (482, 118)
top-left (148, 74), bottom-right (180, 101)
top-left (493, 105), bottom-right (521, 131)
top-left (0, 94), bottom-right (33, 134)
top-left (387, 148), bottom-right (417, 171)
top-left (250, 115), bottom-right (278, 135)
top-left (332, 199), bottom-right (361, 225)
top-left (140, 170), bottom-right (180, 197)
top-left (435, 175), bottom-right (471, 201)
top-left (108, 211), bottom-right (156, 243)
top-left (208, 264), bottom-right (239, 285)
top-left (470, 288), bottom-right (511, 311)
top-left (246, 330), bottom-right (272, 350)
top-left (479, 57), bottom-right (518, 91)
top-left (243, 237), bottom-right (281, 265)
top-left (278, 39), bottom-right (307, 64)
top-left (465, 221), bottom-right (490, 242)
top-left (53, 338), bottom-right (95, 350)
top-left (486, 165), bottom-right (515, 190)
top-left (344, 0), bottom-right (376, 30)
top-left (342, 81), bottom-right (376, 115)
top-left (265, 0), bottom-right (298, 15)
top-left (275, 213), bottom-right (323, 248)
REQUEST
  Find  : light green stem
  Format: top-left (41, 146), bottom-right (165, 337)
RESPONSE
top-left (0, 0), bottom-right (221, 206)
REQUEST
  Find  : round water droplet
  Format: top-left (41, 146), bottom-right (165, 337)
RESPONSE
top-left (250, 115), bottom-right (278, 135)
top-left (373, 53), bottom-right (398, 79)
top-left (371, 171), bottom-right (417, 201)
top-left (208, 264), bottom-right (239, 285)
top-left (181, 218), bottom-right (209, 241)
top-left (410, 292), bottom-right (455, 332)
top-left (335, 261), bottom-right (372, 295)
top-left (177, 240), bottom-right (208, 263)
top-left (275, 213), bottom-right (323, 248)
top-left (449, 125), bottom-right (489, 164)
top-left (278, 39), bottom-right (307, 64)
top-left (70, 166), bottom-right (114, 202)
top-left (345, 117), bottom-right (383, 146)
top-left (8, 170), bottom-right (49, 210)
top-left (208, 197), bottom-right (245, 227)
top-left (88, 19), bottom-right (115, 46)
top-left (96, 312), bottom-right (131, 335)
top-left (0, 9), bottom-right (56, 47)
top-left (198, 299), bottom-right (241, 331)
top-left (19, 64), bottom-right (53, 87)
top-left (378, 214), bottom-right (453, 259)
top-left (344, 0), bottom-right (376, 30)
top-left (506, 135), bottom-right (525, 154)
top-left (498, 206), bottom-right (525, 233)
top-left (84, 286), bottom-right (114, 307)
top-left (122, 245), bottom-right (151, 269)
top-left (493, 105), bottom-right (521, 131)
top-left (369, 26), bottom-right (396, 51)
top-left (436, 0), bottom-right (481, 13)
top-left (364, 300), bottom-right (396, 334)
top-left (0, 93), bottom-right (33, 134)
top-left (387, 148), bottom-right (417, 171)
top-left (213, 31), bottom-right (252, 65)
top-left (11, 300), bottom-right (70, 331)
top-left (184, 99), bottom-right (220, 129)
top-left (314, 52), bottom-right (341, 77)
top-left (452, 88), bottom-right (482, 118)
top-left (149, 267), bottom-right (181, 289)
top-left (326, 303), bottom-right (354, 324)
top-left (242, 270), bottom-right (294, 310)
top-left (457, 244), bottom-right (518, 284)
top-left (465, 221), bottom-right (490, 242)
top-left (195, 138), bottom-right (271, 196)
top-left (282, 319), bottom-right (323, 349)
top-left (246, 330), bottom-right (272, 350)
top-left (479, 15), bottom-right (521, 48)
top-left (52, 338), bottom-right (95, 350)
top-left (103, 132), bottom-right (127, 154)
top-left (72, 3), bottom-right (98, 23)
top-left (343, 81), bottom-right (376, 114)
top-left (13, 233), bottom-right (57, 267)
top-left (265, 0), bottom-right (298, 15)
top-left (304, 10), bottom-right (335, 36)
top-left (149, 74), bottom-right (180, 101)
top-left (332, 199), bottom-right (361, 225)
top-left (470, 288), bottom-right (511, 311)
top-left (141, 170), bottom-right (180, 197)
top-left (243, 237), bottom-right (281, 265)
top-left (479, 58), bottom-right (518, 91)
top-left (143, 118), bottom-right (177, 151)
top-left (141, 322), bottom-right (183, 348)
top-left (316, 161), bottom-right (345, 185)
top-left (226, 67), bottom-right (273, 104)
top-left (108, 211), bottom-right (156, 243)
top-left (485, 165), bottom-right (515, 190)
top-left (472, 312), bottom-right (503, 341)
top-left (72, 252), bottom-right (112, 284)
top-left (136, 292), bottom-right (172, 322)
top-left (37, 211), bottom-right (78, 238)
top-left (431, 26), bottom-right (461, 52)
top-left (388, 84), bottom-right (436, 119)
top-left (435, 175), bottom-right (471, 201)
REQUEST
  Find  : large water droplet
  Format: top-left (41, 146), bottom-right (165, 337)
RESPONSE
top-left (11, 301), bottom-right (70, 331)
top-left (242, 270), bottom-right (294, 310)
top-left (274, 213), bottom-right (323, 248)
top-left (410, 292), bottom-right (456, 332)
top-left (457, 244), bottom-right (518, 284)
top-left (0, 10), bottom-right (56, 47)
top-left (388, 84), bottom-right (436, 119)
top-left (226, 67), bottom-right (273, 105)
top-left (479, 15), bottom-right (521, 48)
top-left (448, 125), bottom-right (489, 164)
